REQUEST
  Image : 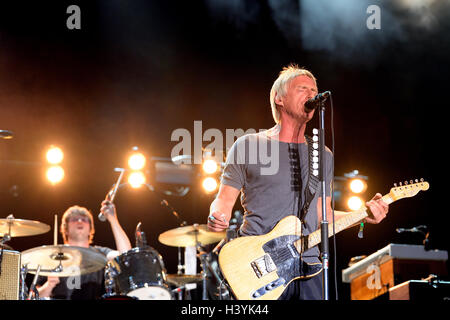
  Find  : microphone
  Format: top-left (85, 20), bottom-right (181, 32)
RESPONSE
top-left (0, 130), bottom-right (13, 139)
top-left (304, 91), bottom-right (331, 113)
top-left (135, 222), bottom-right (148, 248)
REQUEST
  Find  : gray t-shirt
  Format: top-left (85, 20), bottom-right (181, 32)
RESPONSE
top-left (221, 131), bottom-right (333, 263)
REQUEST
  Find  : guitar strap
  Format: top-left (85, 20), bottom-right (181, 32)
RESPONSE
top-left (299, 135), bottom-right (320, 224)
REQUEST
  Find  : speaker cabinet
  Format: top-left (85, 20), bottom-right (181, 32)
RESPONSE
top-left (0, 250), bottom-right (21, 300)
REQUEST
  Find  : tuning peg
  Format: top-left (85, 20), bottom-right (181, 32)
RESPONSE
top-left (394, 183), bottom-right (397, 187)
top-left (410, 180), bottom-right (413, 184)
top-left (399, 182), bottom-right (402, 186)
top-left (415, 179), bottom-right (418, 183)
top-left (420, 178), bottom-right (424, 182)
top-left (312, 128), bottom-right (318, 135)
top-left (404, 181), bottom-right (408, 185)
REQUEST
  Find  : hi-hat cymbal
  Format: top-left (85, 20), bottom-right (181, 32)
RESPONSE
top-left (158, 224), bottom-right (225, 247)
top-left (21, 245), bottom-right (107, 277)
top-left (166, 274), bottom-right (203, 287)
top-left (0, 216), bottom-right (50, 237)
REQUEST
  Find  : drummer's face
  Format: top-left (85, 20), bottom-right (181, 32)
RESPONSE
top-left (67, 215), bottom-right (91, 241)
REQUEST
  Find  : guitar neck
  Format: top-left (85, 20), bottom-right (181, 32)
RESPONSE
top-left (296, 193), bottom-right (394, 252)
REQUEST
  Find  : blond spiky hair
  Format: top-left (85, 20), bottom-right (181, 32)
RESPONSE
top-left (269, 64), bottom-right (317, 123)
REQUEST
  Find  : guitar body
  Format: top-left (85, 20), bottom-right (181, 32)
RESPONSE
top-left (218, 180), bottom-right (429, 300)
top-left (218, 215), bottom-right (322, 300)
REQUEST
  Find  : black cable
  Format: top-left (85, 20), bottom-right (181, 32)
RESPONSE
top-left (329, 93), bottom-right (338, 300)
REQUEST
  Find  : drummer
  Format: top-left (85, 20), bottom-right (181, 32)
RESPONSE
top-left (36, 201), bottom-right (132, 299)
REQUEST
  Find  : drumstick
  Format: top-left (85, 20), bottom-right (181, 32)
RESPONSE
top-left (109, 169), bottom-right (125, 202)
top-left (98, 169), bottom-right (125, 222)
top-left (54, 214), bottom-right (57, 246)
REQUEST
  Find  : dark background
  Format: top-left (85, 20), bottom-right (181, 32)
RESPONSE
top-left (0, 0), bottom-right (448, 300)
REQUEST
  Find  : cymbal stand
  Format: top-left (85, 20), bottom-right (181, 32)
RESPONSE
top-left (0, 232), bottom-right (11, 275)
top-left (192, 224), bottom-right (208, 300)
top-left (19, 264), bottom-right (29, 300)
top-left (28, 264), bottom-right (41, 300)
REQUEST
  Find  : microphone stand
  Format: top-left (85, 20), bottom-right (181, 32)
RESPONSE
top-left (160, 199), bottom-right (187, 275)
top-left (318, 99), bottom-right (330, 300)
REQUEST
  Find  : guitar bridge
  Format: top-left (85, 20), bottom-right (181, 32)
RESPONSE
top-left (251, 254), bottom-right (276, 278)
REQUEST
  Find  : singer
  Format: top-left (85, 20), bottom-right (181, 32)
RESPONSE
top-left (36, 203), bottom-right (131, 300)
top-left (207, 64), bottom-right (389, 300)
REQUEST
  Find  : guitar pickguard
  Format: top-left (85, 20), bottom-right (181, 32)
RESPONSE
top-left (248, 235), bottom-right (322, 298)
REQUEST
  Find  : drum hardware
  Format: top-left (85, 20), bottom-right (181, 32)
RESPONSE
top-left (105, 246), bottom-right (173, 300)
top-left (158, 224), bottom-right (226, 248)
top-left (159, 198), bottom-right (188, 276)
top-left (0, 215), bottom-right (51, 238)
top-left (171, 285), bottom-right (185, 300)
top-left (0, 130), bottom-right (13, 139)
top-left (19, 264), bottom-right (28, 300)
top-left (21, 245), bottom-right (107, 277)
top-left (0, 215), bottom-right (51, 300)
top-left (27, 265), bottom-right (41, 300)
top-left (158, 222), bottom-right (226, 300)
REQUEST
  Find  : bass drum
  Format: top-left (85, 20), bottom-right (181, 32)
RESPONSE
top-left (105, 247), bottom-right (172, 300)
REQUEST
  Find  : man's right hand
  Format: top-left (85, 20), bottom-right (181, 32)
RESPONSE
top-left (46, 276), bottom-right (60, 287)
top-left (38, 276), bottom-right (60, 298)
top-left (207, 211), bottom-right (229, 232)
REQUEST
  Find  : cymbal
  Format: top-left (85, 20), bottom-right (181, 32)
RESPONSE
top-left (166, 274), bottom-right (203, 287)
top-left (21, 245), bottom-right (107, 277)
top-left (158, 224), bottom-right (225, 247)
top-left (0, 216), bottom-right (50, 237)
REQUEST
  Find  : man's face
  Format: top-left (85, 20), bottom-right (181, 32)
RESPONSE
top-left (277, 75), bottom-right (318, 122)
top-left (65, 215), bottom-right (91, 243)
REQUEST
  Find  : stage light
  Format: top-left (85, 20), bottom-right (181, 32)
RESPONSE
top-left (46, 166), bottom-right (64, 185)
top-left (349, 178), bottom-right (367, 194)
top-left (46, 146), bottom-right (64, 164)
top-left (347, 196), bottom-right (364, 211)
top-left (202, 159), bottom-right (218, 174)
top-left (128, 152), bottom-right (146, 171)
top-left (202, 177), bottom-right (218, 193)
top-left (128, 171), bottom-right (146, 188)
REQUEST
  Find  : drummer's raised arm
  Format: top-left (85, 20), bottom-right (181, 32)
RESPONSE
top-left (100, 200), bottom-right (132, 253)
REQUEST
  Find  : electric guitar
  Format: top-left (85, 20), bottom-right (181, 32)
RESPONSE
top-left (218, 179), bottom-right (429, 300)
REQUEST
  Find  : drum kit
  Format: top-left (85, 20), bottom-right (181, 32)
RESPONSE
top-left (0, 214), bottom-right (232, 300)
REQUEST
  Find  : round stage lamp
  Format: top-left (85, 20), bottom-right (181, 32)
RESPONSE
top-left (46, 146), bottom-right (64, 164)
top-left (347, 196), bottom-right (364, 211)
top-left (349, 178), bottom-right (367, 194)
top-left (202, 177), bottom-right (218, 193)
top-left (46, 166), bottom-right (64, 185)
top-left (128, 171), bottom-right (146, 188)
top-left (202, 159), bottom-right (218, 174)
top-left (128, 152), bottom-right (146, 171)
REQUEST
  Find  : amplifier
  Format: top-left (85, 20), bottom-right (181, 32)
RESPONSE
top-left (388, 278), bottom-right (450, 300)
top-left (0, 250), bottom-right (21, 300)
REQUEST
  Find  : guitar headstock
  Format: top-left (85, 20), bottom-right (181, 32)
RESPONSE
top-left (389, 179), bottom-right (429, 201)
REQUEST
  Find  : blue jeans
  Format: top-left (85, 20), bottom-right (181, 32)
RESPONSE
top-left (278, 274), bottom-right (323, 300)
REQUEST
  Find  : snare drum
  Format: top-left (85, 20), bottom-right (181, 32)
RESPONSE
top-left (105, 247), bottom-right (172, 300)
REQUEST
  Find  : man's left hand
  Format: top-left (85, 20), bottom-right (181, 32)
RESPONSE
top-left (364, 193), bottom-right (389, 224)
